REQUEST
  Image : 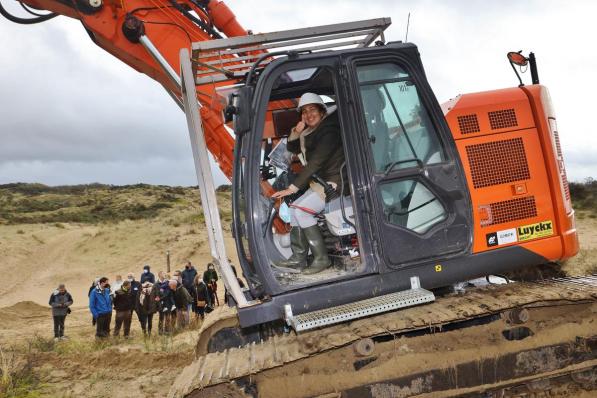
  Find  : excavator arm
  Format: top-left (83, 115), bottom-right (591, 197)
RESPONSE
top-left (2, 0), bottom-right (247, 178)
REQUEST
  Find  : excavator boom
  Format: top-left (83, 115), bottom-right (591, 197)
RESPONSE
top-left (5, 0), bottom-right (247, 178)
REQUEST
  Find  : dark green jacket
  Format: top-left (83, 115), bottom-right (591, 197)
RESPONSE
top-left (287, 110), bottom-right (348, 196)
top-left (203, 269), bottom-right (218, 284)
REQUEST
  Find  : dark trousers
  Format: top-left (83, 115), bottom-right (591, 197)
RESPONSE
top-left (138, 313), bottom-right (154, 335)
top-left (96, 312), bottom-right (112, 338)
top-left (114, 310), bottom-right (133, 337)
top-left (53, 315), bottom-right (66, 337)
top-left (158, 311), bottom-right (165, 334)
top-left (158, 310), bottom-right (176, 334)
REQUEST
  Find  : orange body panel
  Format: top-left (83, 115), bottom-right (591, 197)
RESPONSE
top-left (445, 86), bottom-right (578, 262)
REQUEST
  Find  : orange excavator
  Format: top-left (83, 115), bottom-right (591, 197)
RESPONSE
top-left (3, 1), bottom-right (596, 397)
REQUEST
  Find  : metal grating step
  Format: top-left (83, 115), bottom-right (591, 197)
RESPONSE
top-left (285, 277), bottom-right (435, 332)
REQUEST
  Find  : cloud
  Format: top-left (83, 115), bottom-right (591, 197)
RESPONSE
top-left (0, 0), bottom-right (595, 186)
top-left (0, 156), bottom-right (228, 186)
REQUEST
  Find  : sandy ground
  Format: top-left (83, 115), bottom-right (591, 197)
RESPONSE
top-left (0, 220), bottom-right (234, 308)
top-left (0, 301), bottom-right (202, 397)
top-left (0, 216), bottom-right (595, 397)
top-left (562, 215), bottom-right (597, 276)
top-left (0, 217), bottom-right (235, 397)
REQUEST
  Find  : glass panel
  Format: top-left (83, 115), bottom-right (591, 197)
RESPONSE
top-left (379, 179), bottom-right (447, 233)
top-left (357, 63), bottom-right (409, 82)
top-left (357, 63), bottom-right (444, 172)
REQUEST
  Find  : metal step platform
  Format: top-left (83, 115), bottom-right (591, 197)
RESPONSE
top-left (190, 18), bottom-right (391, 86)
top-left (284, 277), bottom-right (435, 332)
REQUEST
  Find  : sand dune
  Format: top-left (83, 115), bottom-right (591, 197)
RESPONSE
top-left (0, 220), bottom-right (235, 309)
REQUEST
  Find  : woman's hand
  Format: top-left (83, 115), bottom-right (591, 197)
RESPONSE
top-left (295, 121), bottom-right (306, 134)
top-left (271, 188), bottom-right (295, 199)
top-left (294, 113), bottom-right (307, 134)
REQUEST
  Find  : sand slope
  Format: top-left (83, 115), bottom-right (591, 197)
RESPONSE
top-left (0, 218), bottom-right (235, 309)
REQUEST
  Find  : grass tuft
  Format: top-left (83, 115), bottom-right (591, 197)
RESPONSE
top-left (0, 346), bottom-right (43, 398)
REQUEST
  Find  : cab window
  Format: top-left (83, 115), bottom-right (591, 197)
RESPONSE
top-left (357, 63), bottom-right (444, 172)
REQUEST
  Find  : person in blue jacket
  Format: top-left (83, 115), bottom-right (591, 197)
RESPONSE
top-left (89, 277), bottom-right (113, 338)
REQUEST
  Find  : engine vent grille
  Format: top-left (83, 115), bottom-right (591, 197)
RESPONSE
top-left (466, 137), bottom-right (530, 188)
top-left (481, 196), bottom-right (537, 227)
top-left (552, 129), bottom-right (571, 201)
top-left (457, 114), bottom-right (480, 134)
top-left (489, 108), bottom-right (518, 130)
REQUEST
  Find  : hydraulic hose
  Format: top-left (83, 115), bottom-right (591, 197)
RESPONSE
top-left (0, 0), bottom-right (57, 24)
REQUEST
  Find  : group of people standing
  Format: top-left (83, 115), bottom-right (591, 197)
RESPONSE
top-left (50, 262), bottom-right (223, 340)
top-left (88, 262), bottom-right (221, 338)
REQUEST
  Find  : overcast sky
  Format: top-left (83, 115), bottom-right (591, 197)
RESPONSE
top-left (0, 0), bottom-right (595, 186)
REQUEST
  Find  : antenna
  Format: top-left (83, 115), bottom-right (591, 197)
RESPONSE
top-left (405, 12), bottom-right (411, 42)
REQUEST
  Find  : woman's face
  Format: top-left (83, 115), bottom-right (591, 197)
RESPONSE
top-left (301, 104), bottom-right (324, 128)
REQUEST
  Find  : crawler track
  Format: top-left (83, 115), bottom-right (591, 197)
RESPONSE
top-left (170, 275), bottom-right (597, 398)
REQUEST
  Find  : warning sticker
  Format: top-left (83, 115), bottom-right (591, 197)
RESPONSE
top-left (517, 220), bottom-right (554, 242)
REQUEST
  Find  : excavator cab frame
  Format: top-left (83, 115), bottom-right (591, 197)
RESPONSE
top-left (229, 41), bottom-right (480, 327)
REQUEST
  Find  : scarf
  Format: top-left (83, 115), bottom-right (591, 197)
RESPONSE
top-left (139, 283), bottom-right (153, 306)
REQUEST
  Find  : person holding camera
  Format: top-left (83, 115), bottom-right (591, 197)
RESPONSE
top-left (49, 283), bottom-right (73, 340)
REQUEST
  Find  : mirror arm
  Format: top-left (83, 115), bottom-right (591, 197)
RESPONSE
top-left (509, 60), bottom-right (524, 87)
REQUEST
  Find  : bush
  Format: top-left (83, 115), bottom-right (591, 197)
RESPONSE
top-left (0, 184), bottom-right (222, 225)
top-left (216, 185), bottom-right (232, 192)
top-left (570, 177), bottom-right (597, 215)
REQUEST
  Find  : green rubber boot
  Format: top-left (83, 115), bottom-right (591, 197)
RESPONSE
top-left (302, 225), bottom-right (331, 275)
top-left (274, 227), bottom-right (309, 269)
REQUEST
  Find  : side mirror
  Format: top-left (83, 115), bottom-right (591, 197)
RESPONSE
top-left (507, 51), bottom-right (528, 67)
top-left (233, 86), bottom-right (253, 135)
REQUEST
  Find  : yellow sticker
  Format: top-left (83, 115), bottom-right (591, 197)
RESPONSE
top-left (517, 220), bottom-right (554, 242)
top-left (435, 264), bottom-right (442, 272)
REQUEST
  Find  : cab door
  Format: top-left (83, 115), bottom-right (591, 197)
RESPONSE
top-left (346, 48), bottom-right (472, 267)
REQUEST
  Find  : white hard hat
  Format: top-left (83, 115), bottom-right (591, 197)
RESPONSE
top-left (297, 92), bottom-right (325, 112)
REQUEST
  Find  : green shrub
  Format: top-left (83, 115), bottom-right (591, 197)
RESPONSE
top-left (0, 184), bottom-right (226, 225)
top-left (570, 178), bottom-right (597, 214)
top-left (216, 185), bottom-right (232, 192)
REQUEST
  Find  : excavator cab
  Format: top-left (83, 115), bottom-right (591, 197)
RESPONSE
top-left (225, 41), bottom-right (473, 326)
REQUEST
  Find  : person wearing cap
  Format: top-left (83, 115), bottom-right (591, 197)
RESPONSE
top-left (48, 283), bottom-right (73, 340)
top-left (140, 264), bottom-right (155, 284)
top-left (271, 92), bottom-right (347, 274)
